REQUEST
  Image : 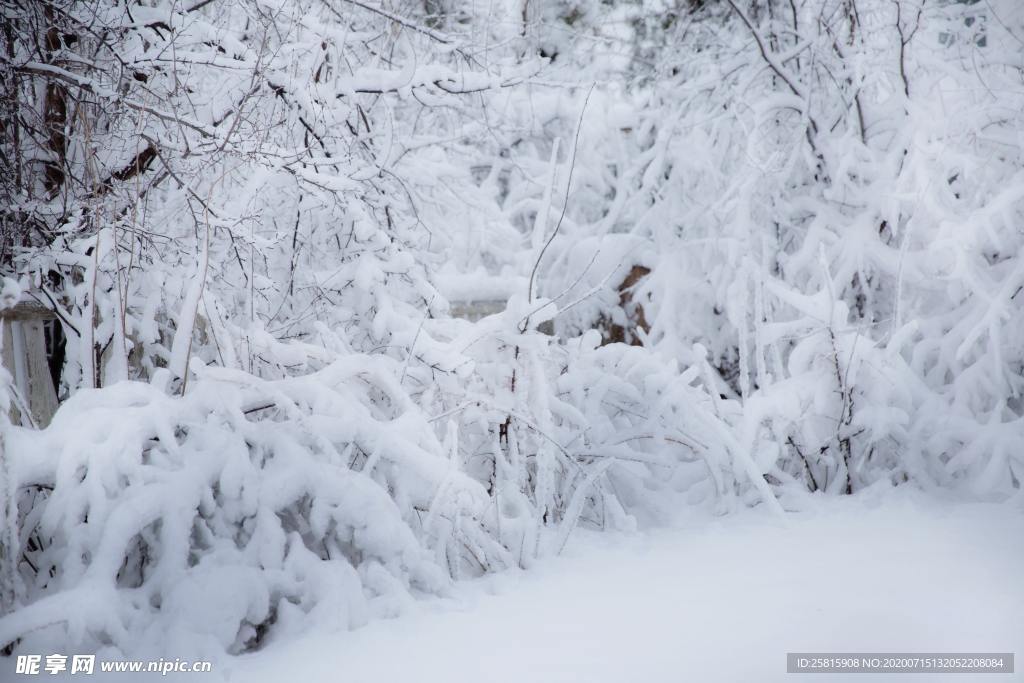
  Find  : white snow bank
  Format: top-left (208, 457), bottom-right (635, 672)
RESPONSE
top-left (210, 488), bottom-right (1020, 683)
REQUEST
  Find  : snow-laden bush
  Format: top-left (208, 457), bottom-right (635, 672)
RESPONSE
top-left (0, 300), bottom-right (755, 656)
top-left (690, 0), bottom-right (1024, 495)
top-left (4, 0), bottom-right (540, 395)
top-left (503, 0), bottom-right (1024, 495)
top-left (2, 357), bottom-right (458, 655)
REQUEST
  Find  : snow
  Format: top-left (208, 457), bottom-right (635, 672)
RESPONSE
top-left (4, 0), bottom-right (1024, 675)
top-left (208, 490), bottom-right (1021, 683)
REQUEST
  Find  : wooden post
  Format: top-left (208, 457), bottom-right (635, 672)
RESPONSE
top-left (0, 298), bottom-right (60, 428)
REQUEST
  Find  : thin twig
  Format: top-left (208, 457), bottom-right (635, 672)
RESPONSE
top-left (526, 84), bottom-right (595, 309)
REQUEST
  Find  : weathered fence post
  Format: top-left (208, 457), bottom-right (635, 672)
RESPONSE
top-left (0, 295), bottom-right (60, 428)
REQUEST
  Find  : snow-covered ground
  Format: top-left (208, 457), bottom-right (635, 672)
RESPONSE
top-left (204, 490), bottom-right (1021, 683)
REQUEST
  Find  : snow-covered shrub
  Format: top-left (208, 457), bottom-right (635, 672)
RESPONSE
top-left (4, 0), bottom-right (541, 395)
top-left (1, 356), bottom-right (473, 654)
top-left (510, 0), bottom-right (1024, 495)
top-left (0, 300), bottom-right (752, 655)
top-left (706, 0), bottom-right (1024, 495)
